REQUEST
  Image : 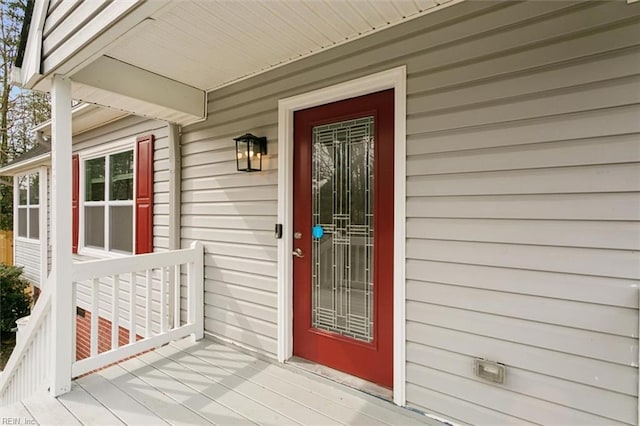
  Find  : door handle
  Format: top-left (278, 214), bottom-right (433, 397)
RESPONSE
top-left (292, 248), bottom-right (304, 258)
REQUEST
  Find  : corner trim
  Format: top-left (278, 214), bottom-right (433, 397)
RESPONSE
top-left (276, 66), bottom-right (407, 406)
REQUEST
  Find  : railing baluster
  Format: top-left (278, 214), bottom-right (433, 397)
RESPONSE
top-left (17, 368), bottom-right (21, 400)
top-left (111, 275), bottom-right (120, 349)
top-left (91, 278), bottom-right (99, 357)
top-left (188, 241), bottom-right (204, 340)
top-left (37, 327), bottom-right (42, 385)
top-left (25, 349), bottom-right (31, 394)
top-left (173, 265), bottom-right (180, 329)
top-left (160, 267), bottom-right (167, 333)
top-left (146, 269), bottom-right (152, 337)
top-left (129, 272), bottom-right (136, 344)
top-left (168, 265), bottom-right (174, 329)
top-left (71, 282), bottom-right (77, 361)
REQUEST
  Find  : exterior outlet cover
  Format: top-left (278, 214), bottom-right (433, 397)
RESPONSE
top-left (474, 358), bottom-right (506, 384)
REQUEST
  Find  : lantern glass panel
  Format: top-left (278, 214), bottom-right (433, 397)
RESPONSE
top-left (236, 138), bottom-right (249, 171)
top-left (248, 139), bottom-right (262, 171)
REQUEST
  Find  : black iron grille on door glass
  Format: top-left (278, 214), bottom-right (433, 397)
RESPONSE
top-left (311, 116), bottom-right (374, 343)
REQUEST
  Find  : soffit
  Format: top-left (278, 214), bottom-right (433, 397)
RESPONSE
top-left (107, 0), bottom-right (452, 92)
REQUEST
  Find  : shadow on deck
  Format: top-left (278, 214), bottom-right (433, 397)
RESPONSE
top-left (4, 338), bottom-right (441, 425)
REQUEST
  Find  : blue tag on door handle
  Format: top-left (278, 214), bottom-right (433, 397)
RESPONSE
top-left (312, 225), bottom-right (324, 239)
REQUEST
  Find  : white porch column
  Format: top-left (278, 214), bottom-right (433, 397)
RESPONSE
top-left (50, 75), bottom-right (73, 396)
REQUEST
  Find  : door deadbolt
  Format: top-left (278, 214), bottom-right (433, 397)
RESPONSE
top-left (294, 232), bottom-right (302, 240)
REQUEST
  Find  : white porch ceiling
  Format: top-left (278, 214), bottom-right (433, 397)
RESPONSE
top-left (106, 0), bottom-right (450, 92)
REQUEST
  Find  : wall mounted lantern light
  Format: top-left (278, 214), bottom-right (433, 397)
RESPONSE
top-left (234, 133), bottom-right (267, 172)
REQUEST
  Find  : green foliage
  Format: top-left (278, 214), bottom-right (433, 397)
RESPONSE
top-left (0, 180), bottom-right (11, 230)
top-left (0, 263), bottom-right (32, 334)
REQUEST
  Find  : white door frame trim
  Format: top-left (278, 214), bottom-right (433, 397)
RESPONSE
top-left (276, 66), bottom-right (407, 406)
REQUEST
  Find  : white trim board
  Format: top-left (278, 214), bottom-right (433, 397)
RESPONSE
top-left (39, 166), bottom-right (48, 288)
top-left (276, 66), bottom-right (407, 406)
top-left (0, 153), bottom-right (50, 176)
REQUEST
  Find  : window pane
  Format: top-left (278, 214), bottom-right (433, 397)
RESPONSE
top-left (18, 176), bottom-right (27, 205)
top-left (18, 208), bottom-right (27, 237)
top-left (110, 206), bottom-right (133, 253)
top-left (85, 206), bottom-right (105, 248)
top-left (29, 174), bottom-right (39, 204)
top-left (29, 208), bottom-right (39, 239)
top-left (85, 157), bottom-right (105, 201)
top-left (110, 151), bottom-right (134, 201)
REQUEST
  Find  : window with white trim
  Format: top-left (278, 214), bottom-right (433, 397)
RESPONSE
top-left (17, 172), bottom-right (40, 240)
top-left (83, 149), bottom-right (134, 254)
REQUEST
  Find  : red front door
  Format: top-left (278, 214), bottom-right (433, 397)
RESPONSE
top-left (293, 89), bottom-right (394, 388)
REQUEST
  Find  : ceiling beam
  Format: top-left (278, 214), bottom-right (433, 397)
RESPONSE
top-left (71, 56), bottom-right (206, 119)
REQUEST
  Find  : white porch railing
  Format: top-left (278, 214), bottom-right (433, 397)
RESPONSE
top-left (0, 280), bottom-right (52, 406)
top-left (0, 242), bottom-right (204, 406)
top-left (71, 242), bottom-right (204, 378)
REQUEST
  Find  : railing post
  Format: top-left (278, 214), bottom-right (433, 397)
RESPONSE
top-left (188, 241), bottom-right (204, 341)
top-left (50, 75), bottom-right (73, 396)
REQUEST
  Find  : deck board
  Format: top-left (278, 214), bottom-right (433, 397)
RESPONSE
top-left (118, 356), bottom-right (254, 425)
top-left (97, 364), bottom-right (214, 425)
top-left (2, 400), bottom-right (37, 424)
top-left (76, 374), bottom-right (169, 425)
top-left (6, 337), bottom-right (440, 425)
top-left (22, 390), bottom-right (82, 426)
top-left (58, 384), bottom-right (126, 426)
top-left (139, 347), bottom-right (307, 425)
top-left (155, 344), bottom-right (346, 425)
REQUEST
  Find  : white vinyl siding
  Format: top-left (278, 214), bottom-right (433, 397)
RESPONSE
top-left (14, 239), bottom-right (40, 285)
top-left (399, 2), bottom-right (639, 423)
top-left (41, 0), bottom-right (136, 73)
top-left (181, 1), bottom-right (640, 424)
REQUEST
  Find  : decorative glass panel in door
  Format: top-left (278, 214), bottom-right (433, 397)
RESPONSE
top-left (312, 117), bottom-right (374, 342)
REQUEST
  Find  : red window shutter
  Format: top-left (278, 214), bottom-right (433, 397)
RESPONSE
top-left (135, 135), bottom-right (154, 254)
top-left (72, 154), bottom-right (79, 254)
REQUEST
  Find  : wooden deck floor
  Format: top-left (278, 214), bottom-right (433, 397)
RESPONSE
top-left (3, 338), bottom-right (440, 425)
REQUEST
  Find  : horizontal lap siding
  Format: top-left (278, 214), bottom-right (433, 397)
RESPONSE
top-left (182, 1), bottom-right (640, 423)
top-left (400, 2), bottom-right (640, 424)
top-left (43, 0), bottom-right (109, 61)
top-left (41, 0), bottom-right (136, 72)
top-left (182, 91), bottom-right (277, 353)
top-left (14, 240), bottom-right (40, 285)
